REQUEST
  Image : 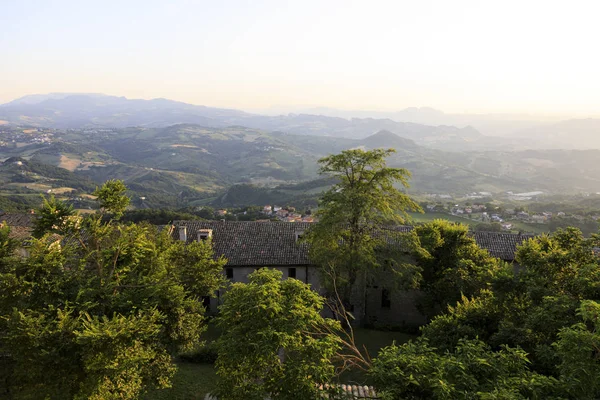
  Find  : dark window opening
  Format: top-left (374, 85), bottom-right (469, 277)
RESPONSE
top-left (202, 296), bottom-right (211, 309)
top-left (381, 289), bottom-right (391, 308)
top-left (288, 267), bottom-right (297, 279)
top-left (226, 268), bottom-right (234, 279)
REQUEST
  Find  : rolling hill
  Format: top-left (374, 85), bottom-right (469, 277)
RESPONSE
top-left (0, 93), bottom-right (502, 150)
top-left (4, 122), bottom-right (600, 210)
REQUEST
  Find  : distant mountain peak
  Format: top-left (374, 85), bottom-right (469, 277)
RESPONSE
top-left (361, 130), bottom-right (418, 149)
top-left (4, 92), bottom-right (108, 106)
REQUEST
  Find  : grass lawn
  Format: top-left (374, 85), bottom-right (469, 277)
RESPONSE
top-left (353, 328), bottom-right (415, 359)
top-left (144, 363), bottom-right (216, 400)
top-left (509, 221), bottom-right (550, 234)
top-left (340, 328), bottom-right (417, 385)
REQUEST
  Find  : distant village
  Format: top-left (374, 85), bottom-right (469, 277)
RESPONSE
top-left (210, 205), bottom-right (316, 223)
top-left (423, 191), bottom-right (600, 232)
top-left (0, 127), bottom-right (55, 147)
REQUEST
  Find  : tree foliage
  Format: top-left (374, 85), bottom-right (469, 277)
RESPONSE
top-left (32, 194), bottom-right (77, 238)
top-left (408, 227), bottom-right (600, 395)
top-left (215, 268), bottom-right (341, 400)
top-left (93, 179), bottom-right (130, 218)
top-left (410, 220), bottom-right (509, 319)
top-left (370, 338), bottom-right (559, 400)
top-left (305, 148), bottom-right (421, 324)
top-left (0, 181), bottom-right (225, 399)
top-left (553, 300), bottom-right (600, 399)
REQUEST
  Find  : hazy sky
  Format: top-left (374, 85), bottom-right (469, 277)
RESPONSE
top-left (1, 0), bottom-right (599, 115)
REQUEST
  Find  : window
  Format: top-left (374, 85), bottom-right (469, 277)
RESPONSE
top-left (381, 289), bottom-right (391, 308)
top-left (288, 267), bottom-right (297, 279)
top-left (198, 229), bottom-right (213, 242)
top-left (202, 296), bottom-right (211, 309)
top-left (226, 268), bottom-right (234, 279)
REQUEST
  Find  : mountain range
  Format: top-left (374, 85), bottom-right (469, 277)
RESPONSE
top-left (3, 93), bottom-right (600, 151)
top-left (2, 93), bottom-right (600, 211)
top-left (0, 93), bottom-right (505, 151)
top-left (3, 121), bottom-right (600, 210)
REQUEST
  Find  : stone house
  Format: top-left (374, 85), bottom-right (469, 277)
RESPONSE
top-left (173, 221), bottom-right (319, 314)
top-left (172, 221), bottom-right (533, 328)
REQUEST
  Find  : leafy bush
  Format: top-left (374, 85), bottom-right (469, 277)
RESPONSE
top-left (178, 342), bottom-right (218, 364)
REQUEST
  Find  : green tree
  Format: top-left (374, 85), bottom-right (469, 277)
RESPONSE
top-left (368, 227), bottom-right (600, 399)
top-left (421, 227), bottom-right (600, 375)
top-left (0, 223), bottom-right (18, 262)
top-left (473, 222), bottom-right (503, 232)
top-left (93, 179), bottom-right (130, 218)
top-left (305, 148), bottom-right (421, 325)
top-left (0, 182), bottom-right (225, 399)
top-left (410, 220), bottom-right (507, 319)
top-left (215, 268), bottom-right (341, 400)
top-left (32, 194), bottom-right (77, 238)
top-left (370, 338), bottom-right (559, 400)
top-left (554, 300), bottom-right (600, 399)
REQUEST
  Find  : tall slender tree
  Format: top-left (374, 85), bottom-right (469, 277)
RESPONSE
top-left (305, 148), bottom-right (421, 325)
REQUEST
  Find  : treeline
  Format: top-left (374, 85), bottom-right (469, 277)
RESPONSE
top-left (0, 195), bottom-right (40, 212)
top-left (214, 182), bottom-right (323, 208)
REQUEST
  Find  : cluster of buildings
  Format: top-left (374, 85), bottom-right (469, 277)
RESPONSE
top-left (427, 199), bottom-right (599, 231)
top-left (0, 127), bottom-right (55, 147)
top-left (262, 205), bottom-right (315, 222)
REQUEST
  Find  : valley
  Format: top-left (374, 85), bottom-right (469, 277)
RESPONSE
top-left (2, 94), bottom-right (600, 219)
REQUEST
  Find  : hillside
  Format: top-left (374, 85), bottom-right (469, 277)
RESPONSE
top-left (4, 123), bottom-right (600, 209)
top-left (0, 93), bottom-right (501, 150)
top-left (360, 130), bottom-right (420, 150)
top-left (0, 93), bottom-right (248, 129)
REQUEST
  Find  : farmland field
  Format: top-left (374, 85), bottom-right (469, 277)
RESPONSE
top-left (408, 212), bottom-right (479, 226)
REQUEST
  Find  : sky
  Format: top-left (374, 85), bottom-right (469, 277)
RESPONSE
top-left (1, 0), bottom-right (600, 115)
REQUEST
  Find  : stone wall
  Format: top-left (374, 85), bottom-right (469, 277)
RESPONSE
top-left (207, 265), bottom-right (319, 313)
top-left (365, 288), bottom-right (426, 329)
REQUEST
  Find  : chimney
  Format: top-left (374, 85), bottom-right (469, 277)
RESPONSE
top-left (179, 226), bottom-right (187, 242)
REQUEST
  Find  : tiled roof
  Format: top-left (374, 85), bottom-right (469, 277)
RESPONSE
top-left (173, 221), bottom-right (533, 265)
top-left (472, 231), bottom-right (534, 261)
top-left (204, 384), bottom-right (377, 399)
top-left (0, 213), bottom-right (37, 242)
top-left (0, 213), bottom-right (36, 227)
top-left (173, 221), bottom-right (312, 266)
top-left (6, 226), bottom-right (33, 241)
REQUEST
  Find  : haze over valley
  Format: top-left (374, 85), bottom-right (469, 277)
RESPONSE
top-left (3, 92), bottom-right (600, 217)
